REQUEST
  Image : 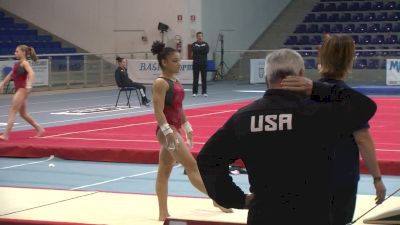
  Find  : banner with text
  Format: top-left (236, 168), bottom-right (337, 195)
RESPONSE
top-left (250, 59), bottom-right (266, 84)
top-left (0, 59), bottom-right (49, 86)
top-left (127, 59), bottom-right (199, 84)
top-left (386, 59), bottom-right (400, 85)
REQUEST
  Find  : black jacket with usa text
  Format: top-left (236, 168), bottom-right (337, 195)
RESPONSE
top-left (197, 81), bottom-right (377, 225)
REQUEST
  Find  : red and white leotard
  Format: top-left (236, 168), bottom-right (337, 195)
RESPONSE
top-left (12, 62), bottom-right (28, 91)
top-left (158, 77), bottom-right (185, 131)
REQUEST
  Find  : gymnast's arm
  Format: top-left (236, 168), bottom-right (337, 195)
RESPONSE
top-left (22, 60), bottom-right (35, 91)
top-left (152, 78), bottom-right (169, 127)
top-left (197, 116), bottom-right (246, 209)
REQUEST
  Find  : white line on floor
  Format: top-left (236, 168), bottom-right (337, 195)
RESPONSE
top-left (10, 97), bottom-right (250, 130)
top-left (376, 149), bottom-right (400, 153)
top-left (36, 136), bottom-right (206, 145)
top-left (0, 122), bottom-right (19, 126)
top-left (39, 109), bottom-right (236, 139)
top-left (0, 155), bottom-right (54, 170)
top-left (69, 164), bottom-right (182, 190)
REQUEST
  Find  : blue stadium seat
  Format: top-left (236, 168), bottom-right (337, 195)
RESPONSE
top-left (70, 55), bottom-right (84, 71)
top-left (297, 36), bottom-right (310, 45)
top-left (372, 35), bottom-right (385, 45)
top-left (354, 59), bottom-right (367, 69)
top-left (380, 61), bottom-right (386, 69)
top-left (384, 1), bottom-right (396, 10)
top-left (327, 13), bottom-right (339, 22)
top-left (360, 2), bottom-right (372, 11)
top-left (389, 47), bottom-right (400, 56)
top-left (344, 24), bottom-right (355, 33)
top-left (305, 59), bottom-right (316, 69)
top-left (294, 24), bottom-right (307, 33)
top-left (312, 3), bottom-right (324, 12)
top-left (348, 2), bottom-right (360, 11)
top-left (368, 24), bottom-right (380, 33)
top-left (372, 2), bottom-right (384, 11)
top-left (37, 35), bottom-right (52, 42)
top-left (364, 47), bottom-right (377, 57)
top-left (356, 24), bottom-right (368, 33)
top-left (302, 47), bottom-right (314, 57)
top-left (63, 48), bottom-right (77, 53)
top-left (284, 36), bottom-right (297, 45)
top-left (360, 35), bottom-right (372, 45)
top-left (388, 12), bottom-right (399, 21)
top-left (339, 13), bottom-right (351, 22)
top-left (310, 35), bottom-right (322, 45)
top-left (367, 59), bottom-right (380, 69)
top-left (376, 12), bottom-right (388, 21)
top-left (307, 24), bottom-right (318, 33)
top-left (13, 23), bottom-right (28, 29)
top-left (380, 47), bottom-right (390, 57)
top-left (0, 17), bottom-right (14, 25)
top-left (324, 3), bottom-right (337, 12)
top-left (380, 23), bottom-right (393, 32)
top-left (337, 2), bottom-right (348, 11)
top-left (351, 35), bottom-right (360, 44)
top-left (316, 13), bottom-right (328, 22)
top-left (351, 13), bottom-right (364, 22)
top-left (391, 47), bottom-right (400, 56)
top-left (365, 12), bottom-right (376, 22)
top-left (394, 23), bottom-right (400, 32)
top-left (303, 14), bottom-right (316, 23)
top-left (318, 24), bottom-right (331, 33)
top-left (331, 24), bottom-right (343, 33)
top-left (385, 35), bottom-right (398, 44)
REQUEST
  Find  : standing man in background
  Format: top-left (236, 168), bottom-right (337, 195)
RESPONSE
top-left (192, 32), bottom-right (209, 97)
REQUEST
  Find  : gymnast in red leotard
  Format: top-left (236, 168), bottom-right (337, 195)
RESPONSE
top-left (0, 45), bottom-right (44, 141)
top-left (150, 41), bottom-right (232, 221)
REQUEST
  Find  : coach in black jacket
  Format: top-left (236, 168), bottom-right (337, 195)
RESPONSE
top-left (197, 49), bottom-right (377, 225)
top-left (191, 32), bottom-right (209, 97)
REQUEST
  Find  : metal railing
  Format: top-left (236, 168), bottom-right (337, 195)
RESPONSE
top-left (0, 51), bottom-right (155, 91)
top-left (1, 49), bottom-right (399, 91)
top-left (214, 49), bottom-right (400, 85)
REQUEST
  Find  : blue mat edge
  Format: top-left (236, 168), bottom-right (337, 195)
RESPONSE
top-left (352, 85), bottom-right (400, 95)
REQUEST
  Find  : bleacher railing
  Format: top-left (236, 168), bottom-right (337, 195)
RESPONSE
top-left (0, 49), bottom-right (399, 91)
top-left (0, 52), bottom-right (155, 91)
top-left (214, 49), bottom-right (400, 85)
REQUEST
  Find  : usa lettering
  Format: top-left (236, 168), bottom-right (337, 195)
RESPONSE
top-left (250, 114), bottom-right (292, 132)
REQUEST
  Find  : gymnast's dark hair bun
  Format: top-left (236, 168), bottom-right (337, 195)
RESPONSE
top-left (151, 41), bottom-right (165, 55)
top-left (116, 56), bottom-right (124, 62)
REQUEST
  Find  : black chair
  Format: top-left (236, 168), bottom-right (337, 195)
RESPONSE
top-left (114, 74), bottom-right (142, 108)
top-left (115, 86), bottom-right (142, 108)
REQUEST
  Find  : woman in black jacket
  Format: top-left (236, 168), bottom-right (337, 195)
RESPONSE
top-left (115, 56), bottom-right (151, 106)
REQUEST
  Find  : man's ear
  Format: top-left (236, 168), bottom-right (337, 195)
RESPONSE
top-left (298, 68), bottom-right (304, 77)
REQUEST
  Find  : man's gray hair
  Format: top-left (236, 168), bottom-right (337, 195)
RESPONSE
top-left (264, 49), bottom-right (305, 84)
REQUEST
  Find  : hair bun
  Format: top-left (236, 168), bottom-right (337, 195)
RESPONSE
top-left (116, 56), bottom-right (125, 63)
top-left (151, 41), bottom-right (165, 55)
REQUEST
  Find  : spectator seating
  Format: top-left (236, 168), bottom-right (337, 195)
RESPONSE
top-left (0, 10), bottom-right (78, 56)
top-left (286, 0), bottom-right (400, 70)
